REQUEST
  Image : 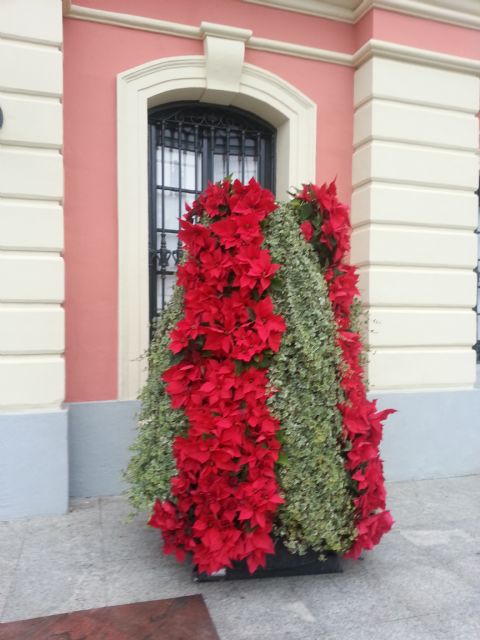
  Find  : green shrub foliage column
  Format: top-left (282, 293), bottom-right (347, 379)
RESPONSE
top-left (265, 205), bottom-right (356, 555)
top-left (124, 287), bottom-right (186, 513)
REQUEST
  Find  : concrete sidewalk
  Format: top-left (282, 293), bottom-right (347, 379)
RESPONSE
top-left (1, 475), bottom-right (479, 639)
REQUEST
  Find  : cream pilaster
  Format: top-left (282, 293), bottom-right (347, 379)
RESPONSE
top-left (0, 0), bottom-right (64, 410)
top-left (0, 0), bottom-right (67, 519)
top-left (351, 52), bottom-right (479, 390)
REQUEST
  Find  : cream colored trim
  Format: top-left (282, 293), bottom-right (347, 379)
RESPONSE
top-left (242, 0), bottom-right (480, 29)
top-left (0, 0), bottom-right (65, 411)
top-left (67, 4), bottom-right (199, 39)
top-left (355, 0), bottom-right (480, 29)
top-left (200, 22), bottom-right (253, 42)
top-left (353, 39), bottom-right (480, 75)
top-left (242, 0), bottom-right (355, 22)
top-left (352, 53), bottom-right (479, 390)
top-left (117, 54), bottom-right (316, 399)
top-left (248, 37), bottom-right (352, 66)
top-left (65, 5), bottom-right (480, 74)
top-left (200, 22), bottom-right (252, 103)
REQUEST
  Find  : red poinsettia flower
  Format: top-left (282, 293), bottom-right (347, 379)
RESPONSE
top-left (230, 178), bottom-right (276, 220)
top-left (236, 247), bottom-right (281, 294)
top-left (300, 220), bottom-right (314, 242)
top-left (210, 213), bottom-right (263, 250)
top-left (196, 180), bottom-right (231, 217)
top-left (253, 297), bottom-right (286, 352)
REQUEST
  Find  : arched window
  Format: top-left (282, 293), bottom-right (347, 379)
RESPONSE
top-left (148, 102), bottom-right (276, 323)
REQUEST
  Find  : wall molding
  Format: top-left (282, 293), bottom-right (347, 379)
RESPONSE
top-left (117, 53), bottom-right (316, 399)
top-left (243, 0), bottom-right (355, 22)
top-left (63, 0), bottom-right (480, 29)
top-left (65, 5), bottom-right (480, 74)
top-left (247, 36), bottom-right (352, 66)
top-left (65, 3), bottom-right (199, 39)
top-left (242, 0), bottom-right (480, 30)
top-left (353, 38), bottom-right (480, 75)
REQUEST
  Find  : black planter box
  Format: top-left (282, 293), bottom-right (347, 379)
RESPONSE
top-left (193, 540), bottom-right (342, 582)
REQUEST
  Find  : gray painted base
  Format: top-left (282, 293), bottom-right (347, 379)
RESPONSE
top-left (68, 400), bottom-right (140, 498)
top-left (67, 388), bottom-right (480, 499)
top-left (376, 388), bottom-right (480, 482)
top-left (3, 388), bottom-right (476, 519)
top-left (0, 409), bottom-right (68, 520)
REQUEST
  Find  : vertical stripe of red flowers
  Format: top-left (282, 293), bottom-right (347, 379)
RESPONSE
top-left (297, 181), bottom-right (395, 559)
top-left (148, 178), bottom-right (286, 575)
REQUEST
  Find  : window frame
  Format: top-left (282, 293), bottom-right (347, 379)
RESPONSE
top-left (147, 101), bottom-right (276, 324)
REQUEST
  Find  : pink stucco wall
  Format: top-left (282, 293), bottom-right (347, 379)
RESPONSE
top-left (369, 9), bottom-right (480, 59)
top-left (63, 1), bottom-right (479, 402)
top-left (63, 21), bottom-right (203, 402)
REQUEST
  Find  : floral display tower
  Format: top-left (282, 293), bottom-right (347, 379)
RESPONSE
top-left (126, 178), bottom-right (394, 578)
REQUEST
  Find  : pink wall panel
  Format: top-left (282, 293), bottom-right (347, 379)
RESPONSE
top-left (371, 9), bottom-right (480, 59)
top-left (63, 20), bottom-right (202, 402)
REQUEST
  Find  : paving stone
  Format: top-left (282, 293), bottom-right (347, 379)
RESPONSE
top-left (2, 568), bottom-right (106, 623)
top-left (105, 568), bottom-right (200, 607)
top-left (443, 550), bottom-right (480, 593)
top-left (362, 530), bottom-right (434, 572)
top-left (101, 513), bottom-right (164, 562)
top-left (324, 615), bottom-right (443, 640)
top-left (200, 578), bottom-right (320, 640)
top-left (422, 604), bottom-right (480, 640)
top-left (0, 560), bottom-right (18, 622)
top-left (1, 476), bottom-right (479, 639)
top-left (291, 570), bottom-right (414, 635)
top-left (389, 476), bottom-right (480, 530)
top-left (376, 562), bottom-right (479, 618)
top-left (20, 523), bottom-right (103, 569)
top-left (0, 523), bottom-right (27, 621)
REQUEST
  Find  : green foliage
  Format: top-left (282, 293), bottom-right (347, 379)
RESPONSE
top-left (264, 205), bottom-right (356, 554)
top-left (350, 298), bottom-right (369, 379)
top-left (123, 286), bottom-right (187, 513)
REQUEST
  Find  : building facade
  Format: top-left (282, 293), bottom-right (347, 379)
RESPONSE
top-left (0, 0), bottom-right (479, 518)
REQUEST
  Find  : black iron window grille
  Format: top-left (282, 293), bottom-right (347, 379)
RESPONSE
top-left (148, 102), bottom-right (276, 324)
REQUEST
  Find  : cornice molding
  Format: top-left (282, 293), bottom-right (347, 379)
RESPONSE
top-left (242, 0), bottom-right (355, 22)
top-left (64, 4), bottom-right (480, 74)
top-left (242, 0), bottom-right (480, 29)
top-left (248, 36), bottom-right (352, 65)
top-left (353, 38), bottom-right (480, 74)
top-left (65, 4), bottom-right (199, 39)
top-left (354, 0), bottom-right (480, 29)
